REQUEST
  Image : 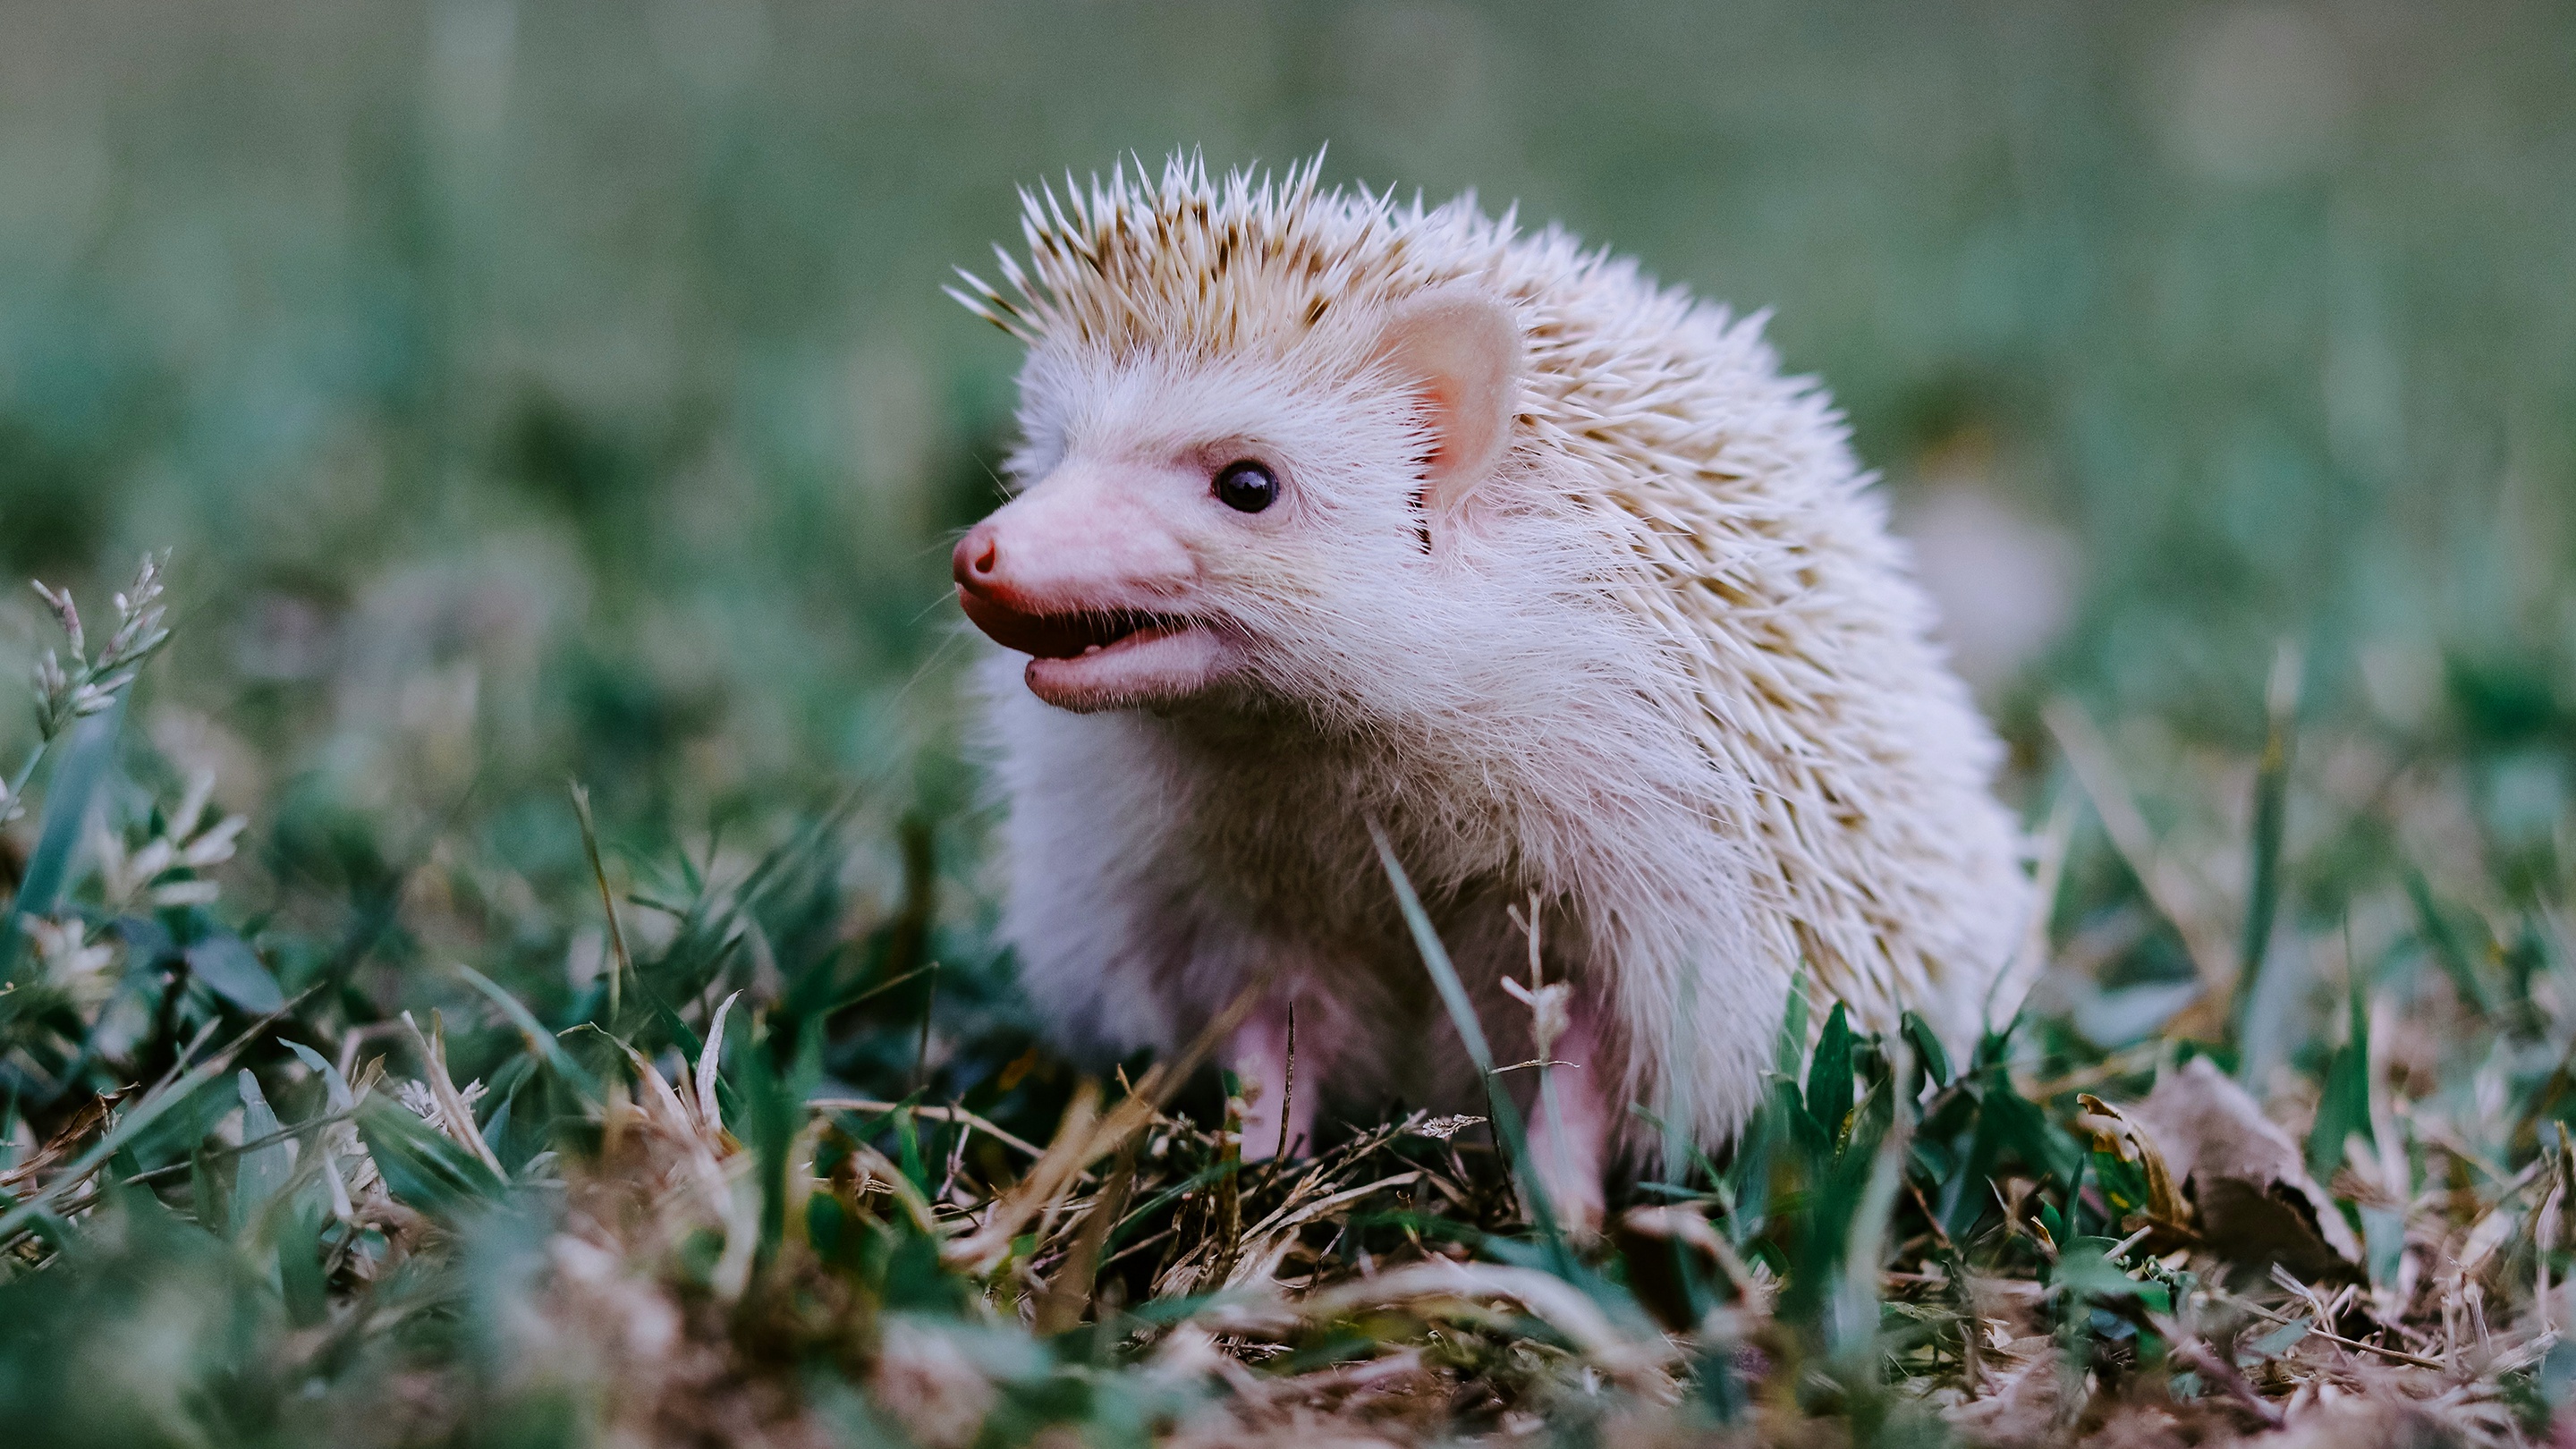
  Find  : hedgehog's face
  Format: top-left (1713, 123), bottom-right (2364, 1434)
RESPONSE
top-left (953, 287), bottom-right (1521, 716)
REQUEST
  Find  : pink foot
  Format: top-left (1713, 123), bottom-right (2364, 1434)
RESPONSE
top-left (1230, 1000), bottom-right (1315, 1162)
top-left (1525, 1006), bottom-right (1609, 1234)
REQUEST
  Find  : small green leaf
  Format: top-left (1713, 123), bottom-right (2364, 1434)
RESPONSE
top-left (2246, 1318), bottom-right (2310, 1359)
top-left (1775, 969), bottom-right (1810, 1080)
top-left (187, 936), bottom-right (285, 1014)
top-left (284, 1040), bottom-right (355, 1112)
top-left (1807, 1002), bottom-right (1854, 1146)
top-left (276, 1199), bottom-right (331, 1327)
top-left (1984, 1072), bottom-right (2078, 1185)
top-left (123, 1069), bottom-right (242, 1167)
top-left (2051, 1237), bottom-right (2147, 1307)
top-left (1901, 1011), bottom-right (1953, 1089)
top-left (2361, 1204), bottom-right (2406, 1287)
top-left (233, 1070), bottom-right (293, 1231)
top-left (0, 712), bottom-right (119, 977)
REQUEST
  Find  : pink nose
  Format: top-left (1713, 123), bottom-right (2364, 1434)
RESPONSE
top-left (952, 521), bottom-right (1001, 593)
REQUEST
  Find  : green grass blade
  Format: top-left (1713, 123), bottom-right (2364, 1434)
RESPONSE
top-left (2308, 982), bottom-right (2371, 1182)
top-left (2406, 872), bottom-right (2494, 1015)
top-left (2230, 641), bottom-right (2300, 1046)
top-left (454, 963), bottom-right (603, 1106)
top-left (1367, 822), bottom-right (1565, 1256)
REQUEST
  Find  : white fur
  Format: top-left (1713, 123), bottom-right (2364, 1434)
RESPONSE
top-left (953, 156), bottom-right (2031, 1155)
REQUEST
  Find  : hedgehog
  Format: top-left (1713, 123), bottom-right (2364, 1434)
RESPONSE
top-left (945, 155), bottom-right (2030, 1220)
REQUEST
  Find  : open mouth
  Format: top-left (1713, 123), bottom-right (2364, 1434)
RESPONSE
top-left (956, 588), bottom-right (1232, 711)
top-left (956, 594), bottom-right (1191, 661)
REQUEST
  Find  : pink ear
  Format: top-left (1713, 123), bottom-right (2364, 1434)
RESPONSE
top-left (1374, 286), bottom-right (1519, 513)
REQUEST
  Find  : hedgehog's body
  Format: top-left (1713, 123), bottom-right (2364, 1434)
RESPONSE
top-left (949, 157), bottom-right (2028, 1193)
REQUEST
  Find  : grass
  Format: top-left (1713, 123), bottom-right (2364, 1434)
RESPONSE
top-left (4, 546), bottom-right (2576, 1448)
top-left (3, 5), bottom-right (2574, 1442)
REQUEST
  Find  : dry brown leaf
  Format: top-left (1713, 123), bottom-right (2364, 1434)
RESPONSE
top-left (2073, 1090), bottom-right (2195, 1243)
top-left (2128, 1057), bottom-right (2361, 1281)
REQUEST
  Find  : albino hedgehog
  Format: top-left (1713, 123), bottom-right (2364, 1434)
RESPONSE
top-left (946, 156), bottom-right (2029, 1217)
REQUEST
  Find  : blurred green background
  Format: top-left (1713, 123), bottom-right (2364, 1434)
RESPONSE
top-left (2, 0), bottom-right (2572, 861)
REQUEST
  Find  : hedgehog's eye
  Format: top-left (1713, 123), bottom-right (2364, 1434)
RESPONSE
top-left (1212, 459), bottom-right (1279, 514)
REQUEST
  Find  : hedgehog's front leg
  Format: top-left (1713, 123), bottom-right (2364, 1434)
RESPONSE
top-left (1229, 999), bottom-right (1316, 1162)
top-left (1526, 1002), bottom-right (1610, 1234)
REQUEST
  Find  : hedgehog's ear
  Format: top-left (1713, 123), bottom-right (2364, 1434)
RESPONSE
top-left (1374, 286), bottom-right (1519, 514)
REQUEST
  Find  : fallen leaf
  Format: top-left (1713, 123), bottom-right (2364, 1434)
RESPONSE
top-left (2073, 1090), bottom-right (2194, 1243)
top-left (2126, 1057), bottom-right (2361, 1280)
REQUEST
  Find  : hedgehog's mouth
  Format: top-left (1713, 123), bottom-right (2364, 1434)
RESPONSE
top-left (955, 596), bottom-right (1190, 661)
top-left (956, 590), bottom-right (1230, 712)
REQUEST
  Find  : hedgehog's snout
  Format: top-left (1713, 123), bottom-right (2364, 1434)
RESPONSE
top-left (951, 473), bottom-right (1234, 713)
top-left (954, 522), bottom-right (1001, 583)
top-left (953, 519), bottom-right (1079, 655)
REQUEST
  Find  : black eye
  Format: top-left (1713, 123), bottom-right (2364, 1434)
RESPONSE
top-left (1212, 459), bottom-right (1279, 514)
